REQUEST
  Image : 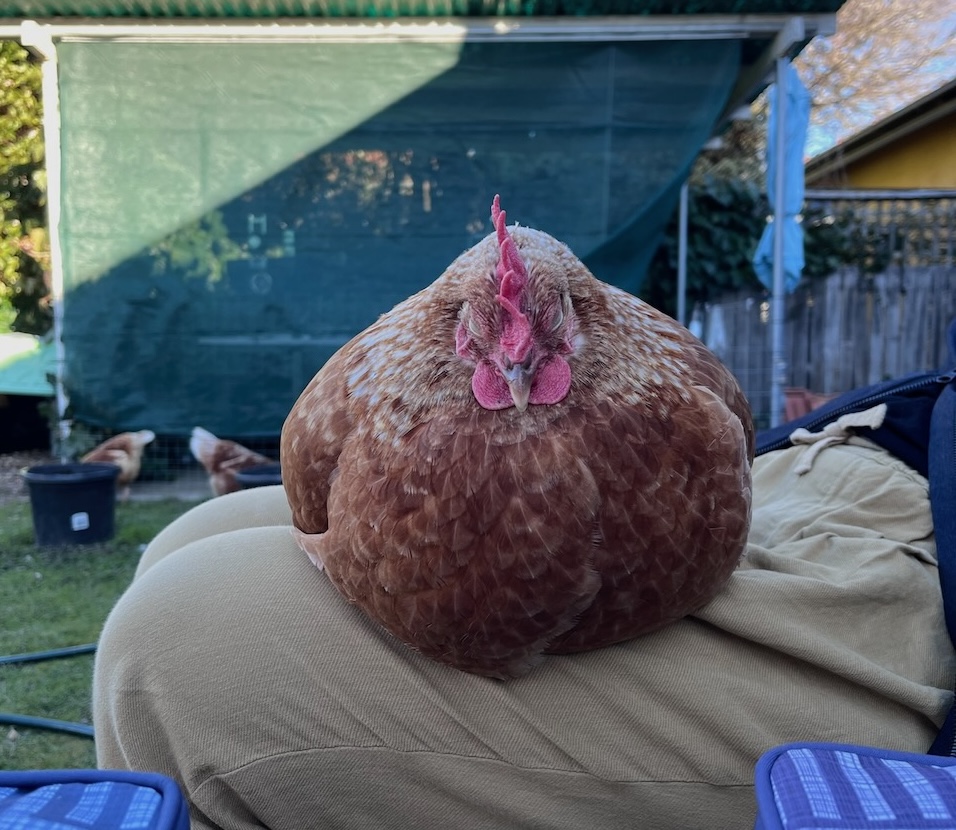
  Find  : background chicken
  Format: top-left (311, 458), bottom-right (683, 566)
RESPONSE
top-left (190, 426), bottom-right (275, 497)
top-left (281, 195), bottom-right (754, 680)
top-left (81, 429), bottom-right (155, 500)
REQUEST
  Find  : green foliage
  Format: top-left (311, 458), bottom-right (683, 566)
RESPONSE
top-left (637, 107), bottom-right (898, 317)
top-left (804, 205), bottom-right (894, 277)
top-left (0, 42), bottom-right (43, 173)
top-left (0, 40), bottom-right (50, 336)
top-left (641, 170), bottom-right (887, 318)
top-left (642, 175), bottom-right (766, 317)
top-left (0, 497), bottom-right (201, 770)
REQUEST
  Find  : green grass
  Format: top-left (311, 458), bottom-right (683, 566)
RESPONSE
top-left (0, 498), bottom-right (201, 771)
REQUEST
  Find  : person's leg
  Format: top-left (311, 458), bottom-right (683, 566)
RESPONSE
top-left (93, 444), bottom-right (955, 830)
top-left (134, 484), bottom-right (292, 577)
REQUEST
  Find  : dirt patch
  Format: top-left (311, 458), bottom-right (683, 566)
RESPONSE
top-left (0, 450), bottom-right (57, 506)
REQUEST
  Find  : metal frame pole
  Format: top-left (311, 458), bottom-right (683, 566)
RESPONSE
top-left (677, 180), bottom-right (689, 327)
top-left (20, 22), bottom-right (70, 457)
top-left (769, 56), bottom-right (788, 427)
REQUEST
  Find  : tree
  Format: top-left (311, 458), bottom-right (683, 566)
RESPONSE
top-left (795, 0), bottom-right (956, 153)
top-left (0, 39), bottom-right (50, 335)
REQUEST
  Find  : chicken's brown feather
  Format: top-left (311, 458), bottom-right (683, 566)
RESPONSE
top-left (547, 386), bottom-right (750, 653)
top-left (298, 407), bottom-right (604, 678)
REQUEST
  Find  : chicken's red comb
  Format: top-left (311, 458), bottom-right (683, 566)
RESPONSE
top-left (491, 195), bottom-right (532, 364)
top-left (491, 195), bottom-right (528, 293)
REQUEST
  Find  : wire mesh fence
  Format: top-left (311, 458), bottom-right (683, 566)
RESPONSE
top-left (704, 191), bottom-right (956, 428)
top-left (805, 189), bottom-right (956, 269)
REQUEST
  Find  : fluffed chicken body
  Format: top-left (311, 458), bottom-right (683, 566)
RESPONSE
top-left (281, 196), bottom-right (754, 679)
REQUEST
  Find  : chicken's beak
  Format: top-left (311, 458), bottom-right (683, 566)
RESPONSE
top-left (501, 364), bottom-right (533, 412)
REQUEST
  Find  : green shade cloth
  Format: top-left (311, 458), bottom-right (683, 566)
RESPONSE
top-left (58, 39), bottom-right (739, 436)
top-left (0, 333), bottom-right (56, 396)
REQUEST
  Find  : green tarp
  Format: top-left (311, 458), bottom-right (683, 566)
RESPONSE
top-left (58, 39), bottom-right (740, 436)
top-left (0, 333), bottom-right (55, 396)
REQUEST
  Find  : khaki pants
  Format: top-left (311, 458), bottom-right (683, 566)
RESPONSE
top-left (93, 439), bottom-right (955, 829)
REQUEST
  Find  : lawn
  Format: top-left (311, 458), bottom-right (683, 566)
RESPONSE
top-left (0, 498), bottom-right (201, 771)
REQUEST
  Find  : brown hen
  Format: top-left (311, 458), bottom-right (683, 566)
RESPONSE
top-left (81, 429), bottom-right (156, 501)
top-left (190, 426), bottom-right (275, 497)
top-left (281, 196), bottom-right (754, 679)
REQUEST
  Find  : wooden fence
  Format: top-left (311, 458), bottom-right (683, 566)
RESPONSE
top-left (700, 264), bottom-right (956, 428)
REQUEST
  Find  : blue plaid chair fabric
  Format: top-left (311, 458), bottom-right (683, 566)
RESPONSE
top-left (0, 769), bottom-right (189, 830)
top-left (755, 743), bottom-right (956, 829)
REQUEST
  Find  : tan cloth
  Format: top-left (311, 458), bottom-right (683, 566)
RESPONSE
top-left (93, 439), bottom-right (956, 830)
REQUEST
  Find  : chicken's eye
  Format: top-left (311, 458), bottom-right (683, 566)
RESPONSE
top-left (550, 295), bottom-right (571, 332)
top-left (460, 302), bottom-right (483, 337)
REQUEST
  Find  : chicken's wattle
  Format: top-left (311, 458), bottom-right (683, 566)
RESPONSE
top-left (471, 355), bottom-right (571, 412)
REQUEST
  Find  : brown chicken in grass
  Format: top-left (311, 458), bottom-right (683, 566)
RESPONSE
top-left (81, 429), bottom-right (156, 501)
top-left (190, 427), bottom-right (275, 497)
top-left (281, 195), bottom-right (754, 679)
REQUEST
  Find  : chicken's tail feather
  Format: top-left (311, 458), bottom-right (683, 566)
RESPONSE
top-left (189, 426), bottom-right (218, 467)
top-left (134, 429), bottom-right (156, 447)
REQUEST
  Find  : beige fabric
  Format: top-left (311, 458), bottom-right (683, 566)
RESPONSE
top-left (788, 403), bottom-right (888, 474)
top-left (93, 439), bottom-right (955, 830)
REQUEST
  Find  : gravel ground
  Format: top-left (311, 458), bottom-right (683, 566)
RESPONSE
top-left (0, 450), bottom-right (57, 506)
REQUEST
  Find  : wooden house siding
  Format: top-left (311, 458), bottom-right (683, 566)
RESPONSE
top-left (811, 109), bottom-right (956, 189)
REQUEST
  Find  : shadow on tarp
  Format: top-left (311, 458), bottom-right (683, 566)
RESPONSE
top-left (58, 39), bottom-right (740, 438)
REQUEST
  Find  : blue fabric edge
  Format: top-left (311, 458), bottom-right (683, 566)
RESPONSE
top-left (0, 769), bottom-right (190, 830)
top-left (753, 741), bottom-right (956, 830)
top-left (929, 343), bottom-right (956, 755)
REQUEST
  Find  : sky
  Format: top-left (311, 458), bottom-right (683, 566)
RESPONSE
top-left (796, 2), bottom-right (956, 158)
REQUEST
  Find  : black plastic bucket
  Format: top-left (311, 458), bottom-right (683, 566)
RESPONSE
top-left (21, 463), bottom-right (120, 546)
top-left (233, 463), bottom-right (282, 490)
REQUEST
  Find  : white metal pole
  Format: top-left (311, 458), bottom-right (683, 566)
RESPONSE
top-left (677, 180), bottom-right (689, 327)
top-left (20, 21), bottom-right (70, 458)
top-left (769, 57), bottom-right (788, 428)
